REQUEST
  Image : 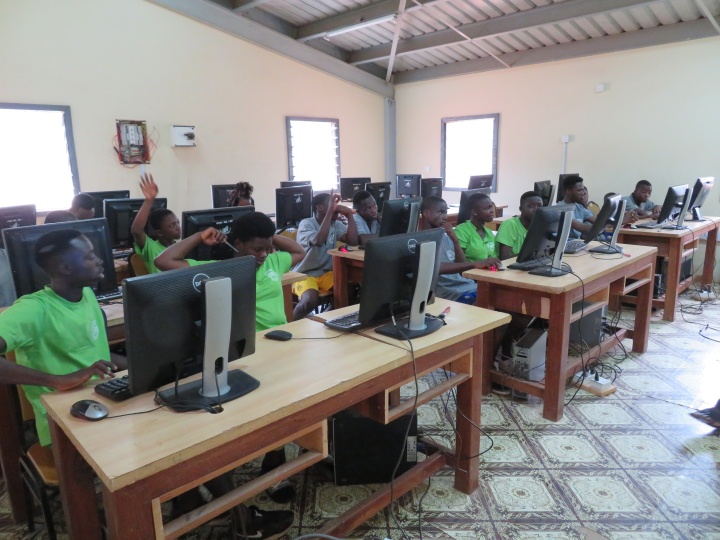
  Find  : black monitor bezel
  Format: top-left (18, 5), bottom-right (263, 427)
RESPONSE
top-left (515, 204), bottom-right (575, 264)
top-left (379, 197), bottom-right (421, 237)
top-left (468, 175), bottom-right (493, 191)
top-left (0, 204), bottom-right (37, 249)
top-left (420, 178), bottom-right (444, 199)
top-left (181, 206), bottom-right (257, 261)
top-left (104, 198), bottom-right (168, 250)
top-left (687, 177), bottom-right (714, 220)
top-left (340, 178), bottom-right (371, 202)
top-left (365, 182), bottom-right (391, 214)
top-left (275, 185), bottom-right (313, 230)
top-left (211, 184), bottom-right (237, 209)
top-left (396, 174), bottom-right (421, 198)
top-left (654, 184), bottom-right (689, 226)
top-left (85, 190), bottom-right (130, 218)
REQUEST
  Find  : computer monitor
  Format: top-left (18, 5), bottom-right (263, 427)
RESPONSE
top-left (104, 198), bottom-right (168, 250)
top-left (533, 181), bottom-right (555, 207)
top-left (456, 188), bottom-right (491, 225)
top-left (557, 173), bottom-right (580, 203)
top-left (275, 185), bottom-right (313, 230)
top-left (340, 177), bottom-right (371, 202)
top-left (514, 204), bottom-right (574, 277)
top-left (182, 206), bottom-right (256, 261)
top-left (211, 184), bottom-right (237, 209)
top-left (379, 197), bottom-right (421, 237)
top-left (360, 228), bottom-right (444, 339)
top-left (85, 190), bottom-right (130, 218)
top-left (396, 174), bottom-right (421, 198)
top-left (420, 178), bottom-right (443, 199)
top-left (581, 195), bottom-right (627, 254)
top-left (2, 218), bottom-right (119, 299)
top-left (123, 257), bottom-right (258, 409)
top-left (0, 204), bottom-right (36, 248)
top-left (654, 184), bottom-right (691, 229)
top-left (365, 182), bottom-right (391, 214)
top-left (280, 181), bottom-right (312, 188)
top-left (468, 175), bottom-right (494, 191)
top-left (687, 177), bottom-right (714, 221)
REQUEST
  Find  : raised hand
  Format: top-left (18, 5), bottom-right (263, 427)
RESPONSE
top-left (139, 173), bottom-right (159, 201)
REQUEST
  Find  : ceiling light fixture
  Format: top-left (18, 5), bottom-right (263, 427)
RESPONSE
top-left (324, 13), bottom-right (397, 39)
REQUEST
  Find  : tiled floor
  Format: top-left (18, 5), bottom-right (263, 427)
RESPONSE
top-left (1, 292), bottom-right (718, 539)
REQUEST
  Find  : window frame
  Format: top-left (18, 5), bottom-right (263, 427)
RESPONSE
top-left (285, 116), bottom-right (341, 191)
top-left (440, 113), bottom-right (499, 192)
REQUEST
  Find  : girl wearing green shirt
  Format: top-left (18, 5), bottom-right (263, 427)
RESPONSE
top-left (453, 193), bottom-right (502, 268)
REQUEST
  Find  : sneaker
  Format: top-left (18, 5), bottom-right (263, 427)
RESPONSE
top-left (690, 408), bottom-right (720, 428)
top-left (235, 506), bottom-right (294, 540)
top-left (266, 480), bottom-right (296, 504)
top-left (491, 383), bottom-right (511, 396)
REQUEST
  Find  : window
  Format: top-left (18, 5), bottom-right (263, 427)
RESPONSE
top-left (286, 117), bottom-right (340, 191)
top-left (0, 103), bottom-right (80, 211)
top-left (441, 114), bottom-right (499, 191)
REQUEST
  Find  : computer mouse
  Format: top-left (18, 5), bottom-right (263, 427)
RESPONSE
top-left (264, 330), bottom-right (293, 341)
top-left (338, 245), bottom-right (349, 252)
top-left (70, 399), bottom-right (109, 421)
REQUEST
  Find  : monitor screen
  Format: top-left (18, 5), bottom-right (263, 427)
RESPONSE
top-left (360, 228), bottom-right (444, 338)
top-left (582, 195), bottom-right (626, 254)
top-left (654, 184), bottom-right (689, 226)
top-left (515, 204), bottom-right (575, 264)
top-left (379, 197), bottom-right (421, 237)
top-left (340, 178), bottom-right (371, 202)
top-left (533, 181), bottom-right (555, 207)
top-left (468, 175), bottom-right (493, 190)
top-left (123, 257), bottom-right (257, 401)
top-left (0, 204), bottom-right (36, 248)
top-left (457, 188), bottom-right (491, 225)
top-left (275, 185), bottom-right (313, 229)
top-left (280, 181), bottom-right (312, 188)
top-left (557, 174), bottom-right (580, 203)
top-left (687, 177), bottom-right (714, 221)
top-left (396, 174), bottom-right (421, 198)
top-left (85, 190), bottom-right (130, 218)
top-left (104, 198), bottom-right (168, 250)
top-left (211, 184), bottom-right (236, 209)
top-left (2, 218), bottom-right (118, 299)
top-left (182, 206), bottom-right (256, 261)
top-left (365, 182), bottom-right (391, 214)
top-left (420, 178), bottom-right (443, 199)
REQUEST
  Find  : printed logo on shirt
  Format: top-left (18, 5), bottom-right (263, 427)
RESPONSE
top-left (91, 320), bottom-right (99, 341)
top-left (265, 269), bottom-right (280, 282)
top-left (446, 249), bottom-right (455, 262)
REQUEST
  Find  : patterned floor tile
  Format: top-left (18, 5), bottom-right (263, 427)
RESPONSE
top-left (395, 521), bottom-right (498, 539)
top-left (303, 482), bottom-right (388, 527)
top-left (479, 432), bottom-right (542, 468)
top-left (480, 401), bottom-right (517, 429)
top-left (527, 430), bottom-right (619, 469)
top-left (573, 402), bottom-right (653, 430)
top-left (679, 432), bottom-right (720, 465)
top-left (493, 522), bottom-right (585, 539)
top-left (614, 372), bottom-right (688, 396)
top-left (598, 430), bottom-right (690, 468)
top-left (395, 476), bottom-right (489, 520)
top-left (672, 522), bottom-right (720, 539)
top-left (633, 402), bottom-right (707, 429)
top-left (505, 401), bottom-right (584, 430)
top-left (634, 470), bottom-right (720, 522)
top-left (585, 521), bottom-right (684, 539)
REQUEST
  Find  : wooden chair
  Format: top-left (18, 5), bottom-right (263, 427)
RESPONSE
top-left (587, 201), bottom-right (601, 216)
top-left (129, 253), bottom-right (149, 277)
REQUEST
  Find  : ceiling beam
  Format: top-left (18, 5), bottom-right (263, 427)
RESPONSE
top-left (148, 0), bottom-right (394, 98)
top-left (232, 0), bottom-right (274, 11)
top-left (393, 18), bottom-right (717, 84)
top-left (349, 0), bottom-right (655, 65)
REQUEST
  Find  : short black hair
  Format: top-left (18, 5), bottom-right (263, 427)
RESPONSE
top-left (34, 229), bottom-right (84, 274)
top-left (231, 212), bottom-right (276, 243)
top-left (521, 191), bottom-right (542, 204)
top-left (468, 193), bottom-right (490, 208)
top-left (420, 195), bottom-right (445, 213)
top-left (71, 193), bottom-right (96, 211)
top-left (635, 180), bottom-right (652, 189)
top-left (352, 190), bottom-right (373, 209)
top-left (563, 175), bottom-right (584, 193)
top-left (149, 208), bottom-right (175, 231)
top-left (312, 193), bottom-right (330, 215)
top-left (44, 210), bottom-right (78, 224)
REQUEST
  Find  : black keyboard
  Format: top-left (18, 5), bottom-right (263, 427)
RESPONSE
top-left (96, 290), bottom-right (123, 302)
top-left (324, 311), bottom-right (363, 331)
top-left (94, 375), bottom-right (132, 402)
top-left (564, 240), bottom-right (588, 254)
top-left (507, 257), bottom-right (552, 271)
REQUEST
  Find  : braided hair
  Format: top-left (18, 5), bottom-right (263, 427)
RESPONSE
top-left (226, 181), bottom-right (255, 207)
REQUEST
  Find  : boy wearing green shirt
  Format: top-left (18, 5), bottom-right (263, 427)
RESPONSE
top-left (496, 191), bottom-right (543, 260)
top-left (454, 192), bottom-right (499, 263)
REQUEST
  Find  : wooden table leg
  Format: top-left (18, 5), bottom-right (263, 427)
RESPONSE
top-left (332, 257), bottom-right (349, 308)
top-left (0, 384), bottom-right (27, 523)
top-left (544, 293), bottom-right (573, 421)
top-left (453, 335), bottom-right (481, 494)
top-left (702, 225), bottom-right (718, 286)
top-left (663, 238), bottom-right (682, 322)
top-left (282, 284), bottom-right (294, 322)
top-left (103, 483), bottom-right (157, 539)
top-left (632, 260), bottom-right (655, 353)
top-left (475, 281), bottom-right (494, 395)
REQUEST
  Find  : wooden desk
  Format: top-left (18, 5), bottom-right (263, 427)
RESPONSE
top-left (330, 247), bottom-right (365, 308)
top-left (43, 305), bottom-right (507, 539)
top-left (615, 217), bottom-right (720, 321)
top-left (464, 243), bottom-right (657, 421)
top-left (486, 215), bottom-right (514, 231)
top-left (281, 271), bottom-right (305, 322)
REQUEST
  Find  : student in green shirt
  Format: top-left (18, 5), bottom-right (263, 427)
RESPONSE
top-left (453, 193), bottom-right (501, 266)
top-left (0, 229), bottom-right (125, 446)
top-left (131, 173), bottom-right (182, 273)
top-left (496, 191), bottom-right (543, 260)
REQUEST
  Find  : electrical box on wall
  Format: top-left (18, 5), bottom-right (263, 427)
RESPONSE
top-left (172, 125), bottom-right (196, 147)
top-left (116, 120), bottom-right (150, 163)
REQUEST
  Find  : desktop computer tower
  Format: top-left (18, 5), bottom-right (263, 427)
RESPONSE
top-left (569, 302), bottom-right (603, 349)
top-left (331, 409), bottom-right (417, 486)
top-left (514, 326), bottom-right (547, 382)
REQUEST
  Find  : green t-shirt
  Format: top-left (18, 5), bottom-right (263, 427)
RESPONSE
top-left (187, 252), bottom-right (292, 331)
top-left (0, 287), bottom-right (109, 446)
top-left (454, 221), bottom-right (498, 262)
top-left (134, 237), bottom-right (169, 274)
top-left (496, 216), bottom-right (528, 257)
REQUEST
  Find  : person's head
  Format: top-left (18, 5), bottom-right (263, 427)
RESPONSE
top-left (226, 182), bottom-right (255, 207)
top-left (420, 195), bottom-right (448, 229)
top-left (230, 212), bottom-right (276, 267)
top-left (519, 191), bottom-right (543, 223)
top-left (562, 175), bottom-right (585, 204)
top-left (70, 193), bottom-right (96, 220)
top-left (148, 209), bottom-right (181, 241)
top-left (632, 180), bottom-right (653, 203)
top-left (468, 193), bottom-right (494, 224)
top-left (352, 191), bottom-right (378, 222)
top-left (34, 229), bottom-right (104, 286)
top-left (44, 210), bottom-right (78, 224)
top-left (312, 193), bottom-right (334, 222)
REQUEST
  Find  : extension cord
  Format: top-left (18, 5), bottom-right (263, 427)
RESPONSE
top-left (691, 290), bottom-right (713, 301)
top-left (573, 371), bottom-right (616, 396)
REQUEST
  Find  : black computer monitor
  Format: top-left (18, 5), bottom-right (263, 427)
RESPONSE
top-left (340, 178), bottom-right (371, 202)
top-left (2, 218), bottom-right (119, 299)
top-left (211, 184), bottom-right (236, 208)
top-left (581, 195), bottom-right (626, 254)
top-left (104, 198), bottom-right (168, 250)
top-left (0, 204), bottom-right (36, 248)
top-left (557, 174), bottom-right (580, 203)
top-left (379, 197), bottom-right (421, 237)
top-left (396, 174), bottom-right (421, 198)
top-left (123, 257), bottom-right (258, 409)
top-left (420, 178), bottom-right (443, 199)
top-left (653, 184), bottom-right (691, 229)
top-left (275, 185), bottom-right (313, 230)
top-left (457, 188), bottom-right (491, 225)
top-left (280, 181), bottom-right (312, 188)
top-left (365, 182), bottom-right (391, 214)
top-left (687, 177), bottom-right (714, 221)
top-left (533, 181), bottom-right (555, 207)
top-left (85, 190), bottom-right (130, 218)
top-left (182, 206), bottom-right (256, 261)
top-left (468, 175), bottom-right (493, 190)
top-left (360, 228), bottom-right (444, 339)
top-left (514, 204), bottom-right (574, 277)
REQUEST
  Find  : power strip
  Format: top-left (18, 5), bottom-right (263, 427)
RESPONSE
top-left (691, 290), bottom-right (713, 301)
top-left (573, 371), bottom-right (616, 397)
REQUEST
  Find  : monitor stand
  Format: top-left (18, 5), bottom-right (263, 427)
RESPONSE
top-left (376, 240), bottom-right (444, 340)
top-left (662, 190), bottom-right (692, 230)
top-left (590, 200), bottom-right (625, 254)
top-left (688, 207), bottom-right (706, 221)
top-left (530, 209), bottom-right (573, 277)
top-left (158, 277), bottom-right (259, 410)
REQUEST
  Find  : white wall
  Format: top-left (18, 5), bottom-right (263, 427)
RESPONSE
top-left (0, 0), bottom-right (386, 214)
top-left (395, 37), bottom-right (720, 219)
